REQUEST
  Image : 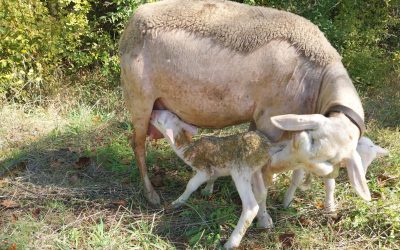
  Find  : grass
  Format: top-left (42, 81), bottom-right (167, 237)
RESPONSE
top-left (0, 81), bottom-right (399, 249)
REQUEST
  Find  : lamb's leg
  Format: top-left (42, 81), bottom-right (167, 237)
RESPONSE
top-left (299, 171), bottom-right (312, 191)
top-left (130, 109), bottom-right (160, 206)
top-left (224, 171), bottom-right (259, 249)
top-left (172, 171), bottom-right (209, 208)
top-left (324, 178), bottom-right (336, 213)
top-left (252, 170), bottom-right (273, 228)
top-left (201, 176), bottom-right (218, 197)
top-left (283, 169), bottom-right (305, 208)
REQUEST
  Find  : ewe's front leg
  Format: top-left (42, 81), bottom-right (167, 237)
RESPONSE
top-left (324, 178), bottom-right (336, 213)
top-left (224, 171), bottom-right (259, 249)
top-left (130, 109), bottom-right (160, 205)
top-left (283, 169), bottom-right (305, 208)
top-left (172, 171), bottom-right (209, 208)
top-left (252, 170), bottom-right (273, 228)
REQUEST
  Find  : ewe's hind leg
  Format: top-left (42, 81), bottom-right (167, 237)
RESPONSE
top-left (172, 171), bottom-right (209, 208)
top-left (324, 178), bottom-right (336, 213)
top-left (252, 170), bottom-right (273, 228)
top-left (224, 170), bottom-right (259, 249)
top-left (283, 169), bottom-right (305, 208)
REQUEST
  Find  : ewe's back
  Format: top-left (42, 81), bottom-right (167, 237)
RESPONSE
top-left (119, 0), bottom-right (341, 65)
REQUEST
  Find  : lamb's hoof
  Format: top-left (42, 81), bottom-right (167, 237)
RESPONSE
top-left (283, 197), bottom-right (292, 209)
top-left (324, 202), bottom-right (336, 214)
top-left (171, 200), bottom-right (184, 209)
top-left (201, 187), bottom-right (213, 197)
top-left (324, 207), bottom-right (337, 217)
top-left (223, 239), bottom-right (240, 249)
top-left (257, 215), bottom-right (274, 229)
top-left (144, 190), bottom-right (160, 206)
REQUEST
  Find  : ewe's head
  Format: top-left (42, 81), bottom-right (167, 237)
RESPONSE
top-left (150, 110), bottom-right (197, 145)
top-left (271, 113), bottom-right (372, 201)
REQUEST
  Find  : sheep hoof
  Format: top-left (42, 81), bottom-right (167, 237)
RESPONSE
top-left (223, 239), bottom-right (239, 249)
top-left (171, 200), bottom-right (184, 209)
top-left (144, 190), bottom-right (161, 206)
top-left (257, 215), bottom-right (274, 229)
top-left (282, 197), bottom-right (293, 209)
top-left (324, 201), bottom-right (337, 215)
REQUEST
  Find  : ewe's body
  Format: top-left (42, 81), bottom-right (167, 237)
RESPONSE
top-left (150, 110), bottom-right (274, 249)
top-left (120, 0), bottom-right (368, 205)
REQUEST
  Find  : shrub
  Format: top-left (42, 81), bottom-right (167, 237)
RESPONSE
top-left (1, 0), bottom-right (398, 103)
top-left (246, 0), bottom-right (400, 91)
top-left (0, 0), bottom-right (142, 103)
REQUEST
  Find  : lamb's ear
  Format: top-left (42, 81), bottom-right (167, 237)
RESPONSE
top-left (271, 114), bottom-right (326, 131)
top-left (165, 128), bottom-right (175, 144)
top-left (346, 150), bottom-right (371, 201)
top-left (375, 146), bottom-right (389, 157)
top-left (182, 123), bottom-right (198, 142)
top-left (182, 123), bottom-right (198, 136)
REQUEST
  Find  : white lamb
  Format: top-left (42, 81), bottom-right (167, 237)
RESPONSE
top-left (283, 136), bottom-right (388, 212)
top-left (150, 110), bottom-right (336, 249)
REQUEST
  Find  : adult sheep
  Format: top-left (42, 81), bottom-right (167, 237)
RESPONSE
top-left (119, 0), bottom-right (369, 205)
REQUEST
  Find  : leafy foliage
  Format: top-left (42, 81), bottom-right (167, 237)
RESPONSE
top-left (245, 0), bottom-right (400, 91)
top-left (1, 0), bottom-right (399, 103)
top-left (0, 0), bottom-right (142, 103)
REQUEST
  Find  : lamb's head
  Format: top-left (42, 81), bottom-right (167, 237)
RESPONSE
top-left (271, 113), bottom-right (372, 201)
top-left (150, 110), bottom-right (197, 146)
top-left (357, 136), bottom-right (389, 173)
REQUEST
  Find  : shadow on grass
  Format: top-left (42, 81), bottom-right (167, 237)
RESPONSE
top-left (0, 117), bottom-right (243, 248)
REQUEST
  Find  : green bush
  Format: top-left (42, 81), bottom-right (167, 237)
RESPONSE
top-left (0, 0), bottom-right (141, 103)
top-left (247, 0), bottom-right (400, 91)
top-left (1, 0), bottom-right (398, 103)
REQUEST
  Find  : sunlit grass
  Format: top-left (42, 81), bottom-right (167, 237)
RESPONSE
top-left (0, 83), bottom-right (399, 249)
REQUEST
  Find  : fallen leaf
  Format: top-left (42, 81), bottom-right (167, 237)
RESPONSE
top-left (315, 201), bottom-right (324, 209)
top-left (298, 216), bottom-right (312, 226)
top-left (150, 175), bottom-right (164, 187)
top-left (377, 174), bottom-right (397, 187)
top-left (279, 232), bottom-right (295, 248)
top-left (0, 179), bottom-right (9, 188)
top-left (7, 243), bottom-right (16, 250)
top-left (74, 156), bottom-right (91, 169)
top-left (11, 214), bottom-right (18, 223)
top-left (92, 115), bottom-right (102, 123)
top-left (1, 200), bottom-right (19, 209)
top-left (32, 208), bottom-right (41, 219)
top-left (111, 200), bottom-right (128, 207)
